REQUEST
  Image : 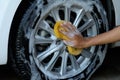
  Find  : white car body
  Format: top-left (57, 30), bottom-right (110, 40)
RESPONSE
top-left (0, 0), bottom-right (21, 64)
top-left (0, 0), bottom-right (120, 65)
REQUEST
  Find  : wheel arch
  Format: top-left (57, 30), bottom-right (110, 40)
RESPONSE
top-left (8, 0), bottom-right (33, 64)
top-left (0, 0), bottom-right (22, 65)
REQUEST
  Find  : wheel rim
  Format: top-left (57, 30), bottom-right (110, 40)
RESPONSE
top-left (29, 0), bottom-right (102, 79)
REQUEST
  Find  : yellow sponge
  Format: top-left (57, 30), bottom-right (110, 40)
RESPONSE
top-left (54, 21), bottom-right (82, 56)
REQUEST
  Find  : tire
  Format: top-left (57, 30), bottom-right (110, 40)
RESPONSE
top-left (10, 0), bottom-right (108, 80)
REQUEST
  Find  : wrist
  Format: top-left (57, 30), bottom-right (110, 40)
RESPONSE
top-left (82, 37), bottom-right (93, 48)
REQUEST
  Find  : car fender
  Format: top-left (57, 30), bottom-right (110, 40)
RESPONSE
top-left (0, 0), bottom-right (21, 65)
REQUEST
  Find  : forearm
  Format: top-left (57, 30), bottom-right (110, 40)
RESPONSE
top-left (85, 26), bottom-right (120, 47)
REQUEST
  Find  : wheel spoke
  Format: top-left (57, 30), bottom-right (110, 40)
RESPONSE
top-left (35, 35), bottom-right (53, 44)
top-left (39, 20), bottom-right (54, 35)
top-left (77, 56), bottom-right (85, 64)
top-left (81, 49), bottom-right (93, 58)
top-left (64, 6), bottom-right (70, 21)
top-left (51, 10), bottom-right (61, 21)
top-left (45, 51), bottom-right (60, 71)
top-left (73, 9), bottom-right (85, 27)
top-left (60, 51), bottom-right (68, 75)
top-left (37, 41), bottom-right (63, 61)
top-left (69, 55), bottom-right (79, 70)
top-left (29, 30), bottom-right (35, 53)
top-left (78, 19), bottom-right (94, 32)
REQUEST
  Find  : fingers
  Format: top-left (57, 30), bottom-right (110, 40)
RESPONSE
top-left (59, 22), bottom-right (81, 36)
top-left (59, 22), bottom-right (74, 35)
top-left (60, 22), bottom-right (76, 32)
top-left (59, 29), bottom-right (74, 38)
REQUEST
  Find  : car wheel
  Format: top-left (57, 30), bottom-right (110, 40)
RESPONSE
top-left (11, 0), bottom-right (108, 80)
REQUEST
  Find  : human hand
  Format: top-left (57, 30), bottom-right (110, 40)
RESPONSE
top-left (60, 22), bottom-right (87, 49)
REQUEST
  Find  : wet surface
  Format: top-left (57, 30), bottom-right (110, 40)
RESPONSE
top-left (0, 48), bottom-right (120, 80)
